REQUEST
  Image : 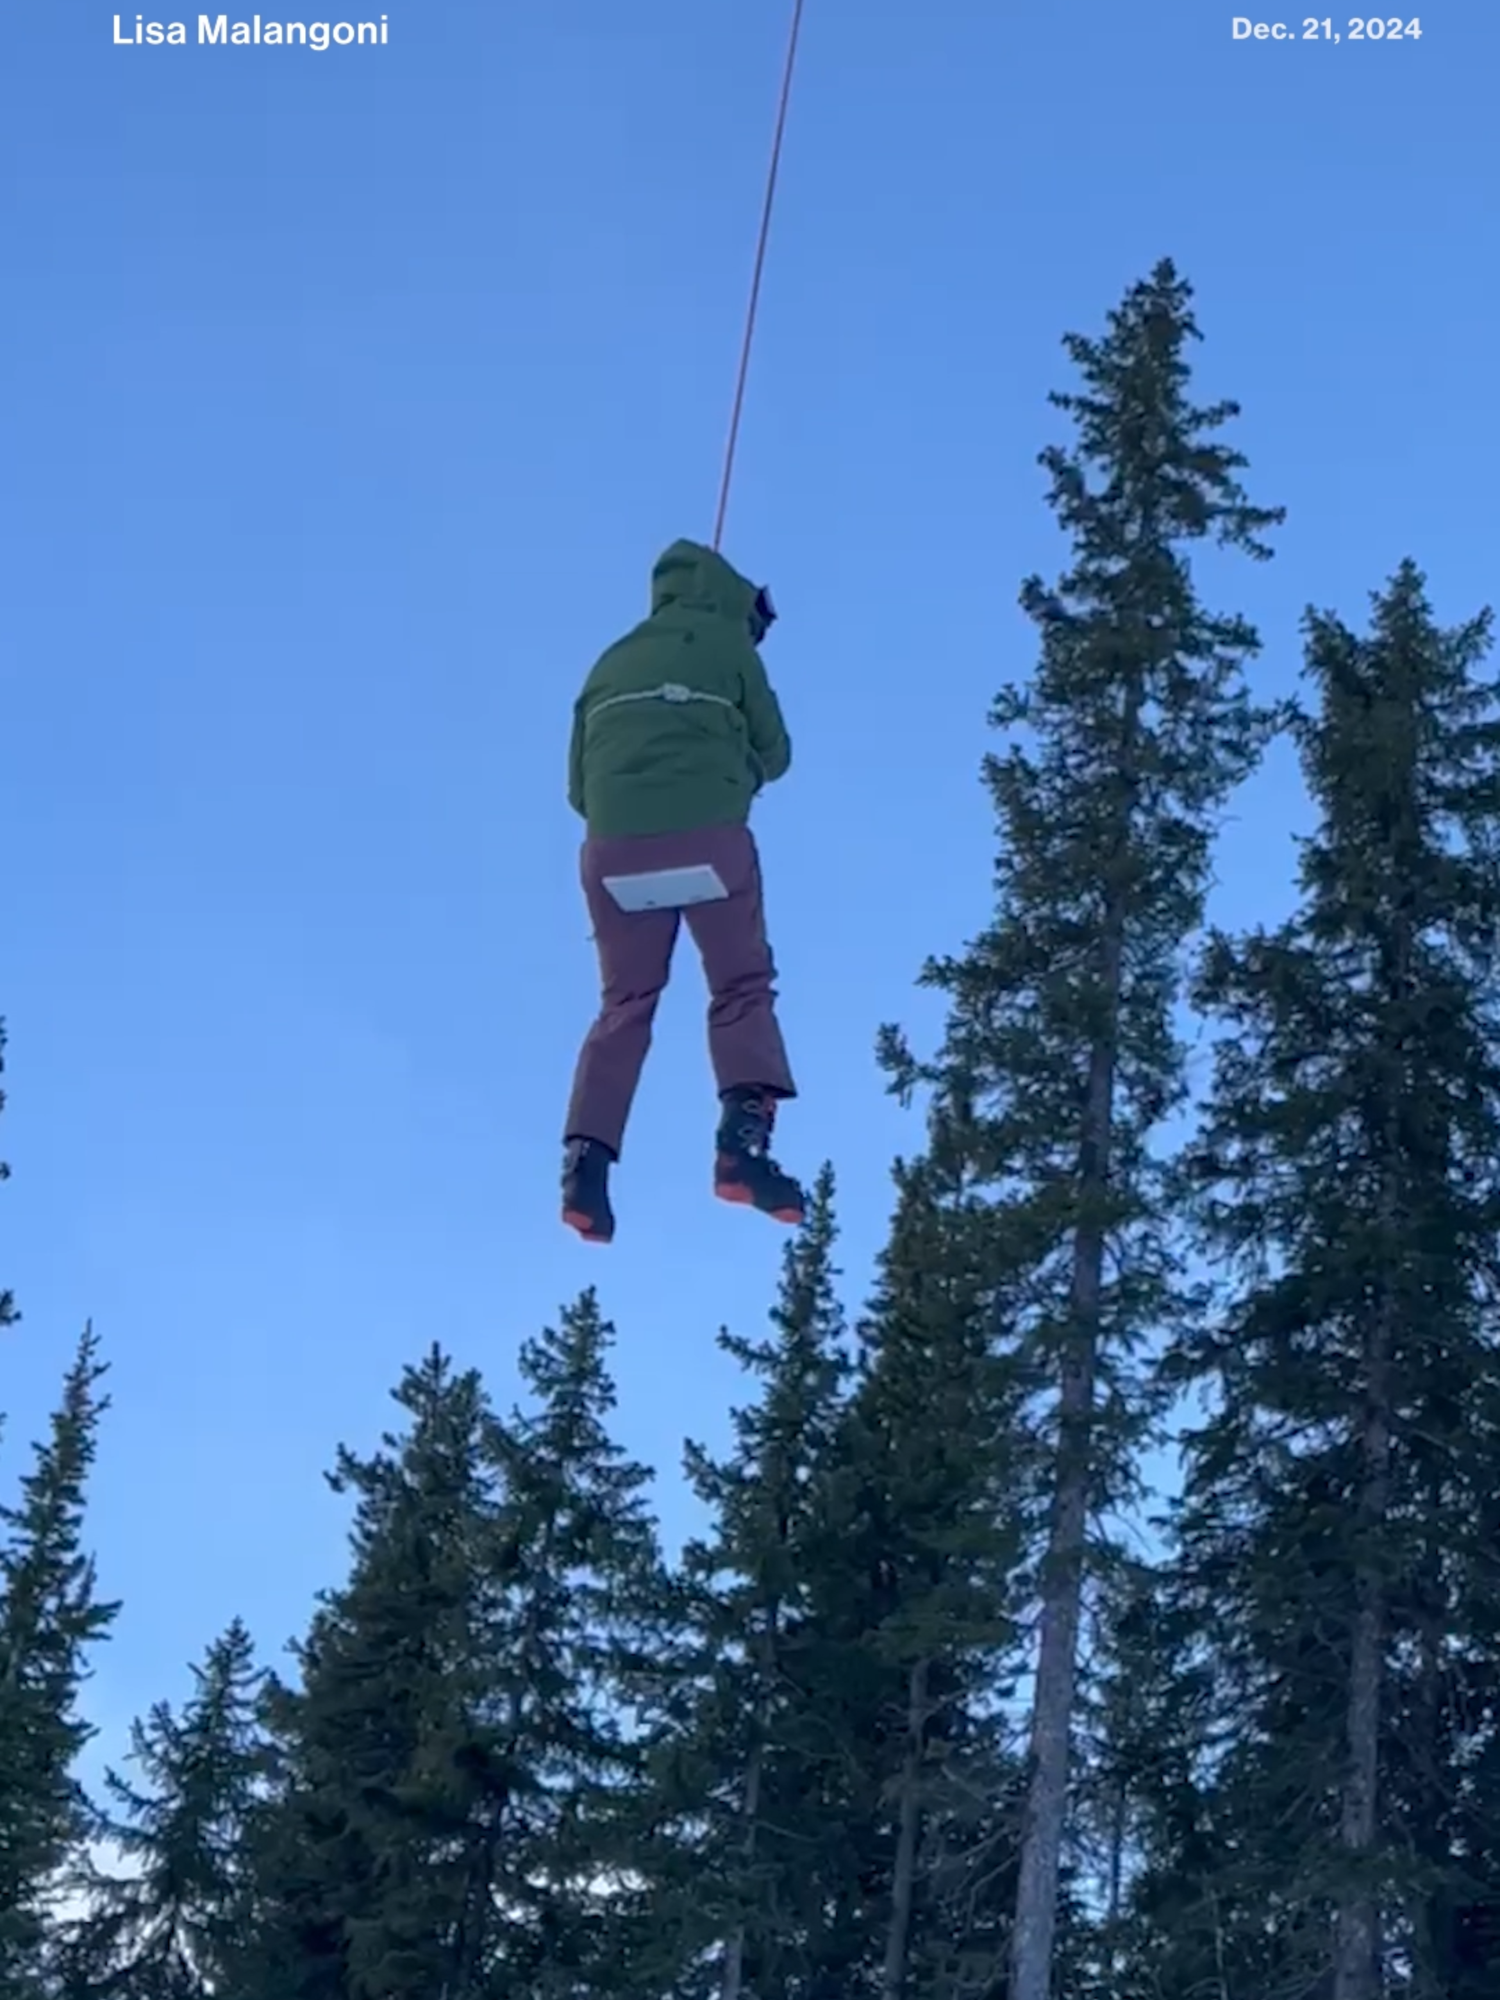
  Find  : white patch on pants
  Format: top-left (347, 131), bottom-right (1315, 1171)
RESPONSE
top-left (601, 864), bottom-right (729, 912)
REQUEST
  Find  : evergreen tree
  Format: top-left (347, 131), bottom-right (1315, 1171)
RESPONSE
top-left (248, 1301), bottom-right (670, 2000)
top-left (246, 1346), bottom-right (517, 2000)
top-left (480, 1289), bottom-right (675, 1998)
top-left (1071, 1556), bottom-right (1227, 2000)
top-left (58, 1620), bottom-right (269, 1998)
top-left (0, 1331), bottom-right (119, 1996)
top-left (880, 259), bottom-right (1282, 2000)
top-left (825, 1152), bottom-right (1027, 2000)
top-left (651, 1159), bottom-right (1026, 2000)
top-left (649, 1167), bottom-right (854, 2000)
top-left (1151, 564), bottom-right (1500, 1999)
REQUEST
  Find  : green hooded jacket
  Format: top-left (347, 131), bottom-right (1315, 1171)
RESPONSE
top-left (568, 540), bottom-right (792, 839)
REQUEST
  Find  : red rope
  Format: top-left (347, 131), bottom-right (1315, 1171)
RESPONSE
top-left (711, 0), bottom-right (806, 553)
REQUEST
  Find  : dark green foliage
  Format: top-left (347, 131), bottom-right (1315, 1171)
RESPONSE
top-left (879, 258), bottom-right (1282, 1999)
top-left (1072, 1560), bottom-right (1231, 1998)
top-left (1134, 564), bottom-right (1500, 1997)
top-left (650, 1162), bottom-right (1029, 2000)
top-left (246, 1345), bottom-right (508, 2000)
top-left (828, 1155), bottom-right (1028, 2000)
top-left (645, 1167), bottom-right (857, 1998)
top-left (880, 255), bottom-right (1284, 1502)
top-left (0, 1332), bottom-right (119, 1996)
top-left (246, 1300), bottom-right (670, 2000)
top-left (58, 1620), bottom-right (269, 1998)
top-left (479, 1290), bottom-right (677, 1997)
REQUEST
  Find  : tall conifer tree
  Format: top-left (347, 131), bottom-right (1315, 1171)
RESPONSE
top-left (60, 1619), bottom-right (269, 1998)
top-left (881, 260), bottom-right (1282, 2000)
top-left (246, 1347), bottom-right (520, 2000)
top-left (1154, 564), bottom-right (1500, 1999)
top-left (0, 1332), bottom-right (118, 1996)
top-left (648, 1169), bottom-right (854, 2000)
top-left (248, 1303), bottom-right (669, 2000)
top-left (482, 1291), bottom-right (674, 1997)
top-left (830, 1153), bottom-right (1027, 2000)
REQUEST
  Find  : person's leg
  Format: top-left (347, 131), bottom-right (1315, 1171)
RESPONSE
top-left (682, 825), bottom-right (803, 1222)
top-left (681, 824), bottom-right (796, 1100)
top-left (562, 836), bottom-right (680, 1239)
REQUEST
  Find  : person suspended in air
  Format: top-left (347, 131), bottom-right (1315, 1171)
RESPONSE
top-left (561, 539), bottom-right (805, 1244)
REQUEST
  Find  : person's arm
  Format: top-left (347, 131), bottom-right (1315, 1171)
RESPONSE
top-left (740, 646), bottom-right (791, 784)
top-left (567, 695), bottom-right (587, 818)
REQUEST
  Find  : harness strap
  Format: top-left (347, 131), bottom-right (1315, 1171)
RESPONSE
top-left (586, 682), bottom-right (738, 722)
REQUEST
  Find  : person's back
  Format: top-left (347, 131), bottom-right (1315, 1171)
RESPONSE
top-left (560, 539), bottom-right (803, 1244)
top-left (568, 539), bottom-right (791, 839)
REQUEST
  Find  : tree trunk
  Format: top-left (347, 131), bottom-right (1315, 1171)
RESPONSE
top-left (1333, 911), bottom-right (1409, 2000)
top-left (1410, 1503), bottom-right (1450, 2000)
top-left (1008, 1314), bottom-right (1096, 2000)
top-left (1106, 1772), bottom-right (1126, 1927)
top-left (722, 1605), bottom-right (780, 2000)
top-left (720, 1733), bottom-right (765, 2000)
top-left (880, 1657), bottom-right (929, 2000)
top-left (1009, 902), bottom-right (1123, 2000)
top-left (1333, 1268), bottom-right (1392, 1999)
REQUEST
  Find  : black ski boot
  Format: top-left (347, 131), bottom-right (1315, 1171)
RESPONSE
top-left (713, 1087), bottom-right (805, 1226)
top-left (562, 1137), bottom-right (615, 1244)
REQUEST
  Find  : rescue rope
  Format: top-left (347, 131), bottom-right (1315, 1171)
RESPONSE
top-left (711, 0), bottom-right (807, 553)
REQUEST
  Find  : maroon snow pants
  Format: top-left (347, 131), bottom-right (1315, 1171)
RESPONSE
top-left (564, 821), bottom-right (796, 1158)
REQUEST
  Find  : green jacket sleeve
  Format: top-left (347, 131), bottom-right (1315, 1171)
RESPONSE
top-left (741, 647), bottom-right (791, 785)
top-left (567, 696), bottom-right (586, 817)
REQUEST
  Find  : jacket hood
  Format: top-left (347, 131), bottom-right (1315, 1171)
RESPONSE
top-left (650, 540), bottom-right (760, 623)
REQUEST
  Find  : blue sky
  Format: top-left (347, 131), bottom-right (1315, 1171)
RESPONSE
top-left (3, 1), bottom-right (1495, 1784)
